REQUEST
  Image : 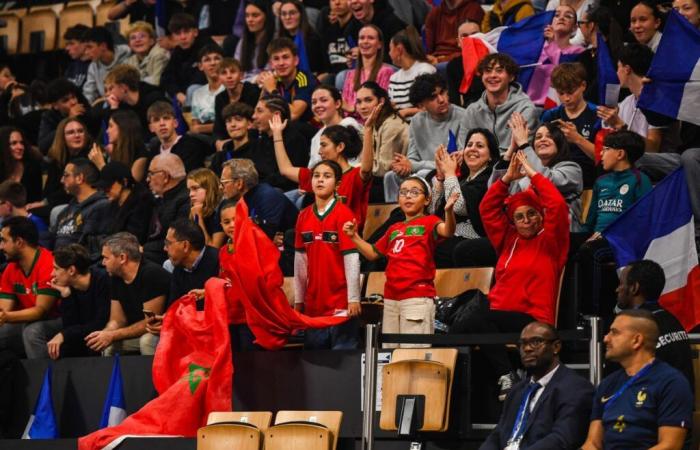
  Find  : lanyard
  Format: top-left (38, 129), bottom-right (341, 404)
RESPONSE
top-left (508, 382), bottom-right (542, 443)
top-left (602, 361), bottom-right (654, 412)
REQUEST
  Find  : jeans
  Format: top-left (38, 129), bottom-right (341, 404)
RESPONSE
top-left (304, 317), bottom-right (359, 350)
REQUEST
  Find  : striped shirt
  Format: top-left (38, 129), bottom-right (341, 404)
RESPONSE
top-left (388, 61), bottom-right (436, 110)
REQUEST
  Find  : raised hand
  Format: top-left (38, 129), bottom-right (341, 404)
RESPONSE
top-left (444, 191), bottom-right (460, 212)
top-left (269, 113), bottom-right (288, 136)
top-left (502, 154), bottom-right (523, 184)
top-left (342, 219), bottom-right (358, 238)
top-left (516, 150), bottom-right (537, 178)
top-left (364, 99), bottom-right (385, 128)
top-left (509, 111), bottom-right (530, 148)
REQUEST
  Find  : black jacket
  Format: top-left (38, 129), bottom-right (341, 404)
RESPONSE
top-left (161, 34), bottom-right (217, 98)
top-left (52, 190), bottom-right (111, 261)
top-left (106, 183), bottom-right (155, 244)
top-left (144, 180), bottom-right (190, 263)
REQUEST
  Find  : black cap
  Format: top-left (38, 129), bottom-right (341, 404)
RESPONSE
top-left (95, 161), bottom-right (133, 189)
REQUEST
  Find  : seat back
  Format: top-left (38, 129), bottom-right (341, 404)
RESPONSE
top-left (363, 271), bottom-right (387, 298)
top-left (20, 9), bottom-right (58, 53)
top-left (0, 13), bottom-right (21, 55)
top-left (434, 267), bottom-right (494, 297)
top-left (207, 411), bottom-right (272, 430)
top-left (580, 189), bottom-right (593, 223)
top-left (59, 4), bottom-right (95, 48)
top-left (363, 203), bottom-right (398, 239)
top-left (380, 348), bottom-right (458, 432)
top-left (95, 1), bottom-right (128, 36)
top-left (273, 411), bottom-right (342, 450)
top-left (198, 422), bottom-right (262, 450)
top-left (264, 422), bottom-right (331, 450)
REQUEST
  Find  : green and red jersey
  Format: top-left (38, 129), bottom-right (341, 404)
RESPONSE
top-left (0, 247), bottom-right (59, 311)
top-left (374, 215), bottom-right (443, 300)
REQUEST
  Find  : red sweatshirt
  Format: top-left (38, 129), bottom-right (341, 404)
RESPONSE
top-left (479, 174), bottom-right (570, 324)
top-left (425, 0), bottom-right (485, 61)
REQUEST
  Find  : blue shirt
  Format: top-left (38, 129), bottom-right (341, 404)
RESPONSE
top-left (591, 359), bottom-right (692, 450)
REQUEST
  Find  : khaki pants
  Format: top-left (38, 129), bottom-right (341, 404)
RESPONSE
top-left (103, 333), bottom-right (159, 356)
top-left (382, 297), bottom-right (435, 348)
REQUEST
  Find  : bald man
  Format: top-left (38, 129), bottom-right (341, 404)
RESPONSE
top-left (581, 310), bottom-right (693, 450)
top-left (481, 322), bottom-right (593, 449)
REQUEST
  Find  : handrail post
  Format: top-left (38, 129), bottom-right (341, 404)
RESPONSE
top-left (362, 324), bottom-right (378, 450)
top-left (588, 316), bottom-right (603, 386)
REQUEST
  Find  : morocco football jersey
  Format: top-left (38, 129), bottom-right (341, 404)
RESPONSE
top-left (0, 247), bottom-right (59, 310)
top-left (294, 199), bottom-right (357, 317)
top-left (298, 166), bottom-right (371, 228)
top-left (373, 215), bottom-right (443, 300)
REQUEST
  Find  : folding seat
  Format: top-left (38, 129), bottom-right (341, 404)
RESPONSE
top-left (264, 410), bottom-right (343, 450)
top-left (198, 411), bottom-right (273, 450)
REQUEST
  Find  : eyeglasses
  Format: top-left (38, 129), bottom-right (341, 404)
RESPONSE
top-left (147, 169), bottom-right (165, 178)
top-left (219, 178), bottom-right (236, 187)
top-left (398, 188), bottom-right (425, 199)
top-left (163, 239), bottom-right (184, 248)
top-left (518, 337), bottom-right (557, 349)
top-left (577, 20), bottom-right (590, 25)
top-left (513, 209), bottom-right (540, 223)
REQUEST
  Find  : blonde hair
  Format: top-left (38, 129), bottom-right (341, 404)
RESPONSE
top-left (187, 168), bottom-right (221, 220)
top-left (48, 117), bottom-right (92, 167)
top-left (127, 21), bottom-right (156, 40)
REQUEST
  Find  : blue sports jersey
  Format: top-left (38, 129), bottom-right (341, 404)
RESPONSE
top-left (591, 359), bottom-right (692, 449)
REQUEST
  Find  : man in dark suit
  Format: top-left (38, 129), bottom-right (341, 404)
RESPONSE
top-left (480, 322), bottom-right (594, 450)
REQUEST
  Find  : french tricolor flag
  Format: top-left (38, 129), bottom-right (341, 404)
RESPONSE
top-left (604, 168), bottom-right (700, 331)
top-left (638, 10), bottom-right (700, 126)
top-left (459, 11), bottom-right (554, 95)
top-left (100, 355), bottom-right (127, 429)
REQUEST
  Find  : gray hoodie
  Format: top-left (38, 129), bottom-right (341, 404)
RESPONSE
top-left (464, 83), bottom-right (538, 154)
top-left (408, 104), bottom-right (470, 172)
top-left (83, 45), bottom-right (131, 103)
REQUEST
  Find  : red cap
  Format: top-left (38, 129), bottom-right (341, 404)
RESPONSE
top-left (505, 188), bottom-right (543, 219)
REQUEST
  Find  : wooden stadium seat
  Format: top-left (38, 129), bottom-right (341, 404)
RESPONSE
top-left (282, 277), bottom-right (295, 306)
top-left (266, 411), bottom-right (343, 450)
top-left (0, 13), bottom-right (21, 55)
top-left (380, 348), bottom-right (458, 432)
top-left (95, 1), bottom-right (128, 36)
top-left (363, 271), bottom-right (387, 298)
top-left (434, 267), bottom-right (494, 297)
top-left (580, 189), bottom-right (593, 223)
top-left (207, 411), bottom-right (272, 429)
top-left (20, 9), bottom-right (58, 53)
top-left (198, 422), bottom-right (263, 450)
top-left (363, 203), bottom-right (398, 239)
top-left (59, 3), bottom-right (95, 47)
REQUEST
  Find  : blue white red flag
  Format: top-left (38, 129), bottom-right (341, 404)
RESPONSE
top-left (596, 32), bottom-right (620, 107)
top-left (604, 168), bottom-right (700, 331)
top-left (100, 355), bottom-right (127, 428)
top-left (22, 365), bottom-right (58, 439)
top-left (638, 10), bottom-right (700, 126)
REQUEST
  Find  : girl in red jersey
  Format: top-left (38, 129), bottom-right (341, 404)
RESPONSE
top-left (343, 176), bottom-right (458, 346)
top-left (270, 112), bottom-right (374, 229)
top-left (294, 160), bottom-right (362, 350)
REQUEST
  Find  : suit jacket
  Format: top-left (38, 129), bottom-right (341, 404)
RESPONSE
top-left (480, 365), bottom-right (594, 450)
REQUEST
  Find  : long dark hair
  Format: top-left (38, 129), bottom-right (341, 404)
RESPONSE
top-left (109, 110), bottom-right (144, 166)
top-left (0, 126), bottom-right (29, 179)
top-left (276, 0), bottom-right (312, 40)
top-left (353, 25), bottom-right (385, 92)
top-left (240, 0), bottom-right (275, 72)
top-left (532, 123), bottom-right (570, 168)
top-left (587, 6), bottom-right (624, 61)
top-left (321, 125), bottom-right (362, 160)
top-left (390, 26), bottom-right (427, 62)
top-left (358, 81), bottom-right (402, 129)
top-left (464, 128), bottom-right (500, 166)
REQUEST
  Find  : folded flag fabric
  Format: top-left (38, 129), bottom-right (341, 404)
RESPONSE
top-left (638, 10), bottom-right (700, 126)
top-left (22, 365), bottom-right (58, 439)
top-left (155, 0), bottom-right (167, 38)
top-left (171, 97), bottom-right (189, 135)
top-left (78, 278), bottom-right (233, 450)
top-left (604, 168), bottom-right (700, 331)
top-left (99, 355), bottom-right (126, 429)
top-left (294, 32), bottom-right (311, 74)
top-left (224, 199), bottom-right (350, 350)
top-left (597, 32), bottom-right (620, 107)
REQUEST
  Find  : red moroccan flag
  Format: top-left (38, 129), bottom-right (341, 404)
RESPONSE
top-left (78, 278), bottom-right (233, 450)
top-left (226, 199), bottom-right (349, 350)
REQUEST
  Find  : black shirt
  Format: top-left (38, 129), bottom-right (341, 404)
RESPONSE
top-left (161, 34), bottom-right (217, 98)
top-left (106, 183), bottom-right (155, 244)
top-left (148, 134), bottom-right (209, 173)
top-left (244, 182), bottom-right (299, 237)
top-left (110, 260), bottom-right (170, 325)
top-left (168, 245), bottom-right (220, 306)
top-left (317, 6), bottom-right (353, 74)
top-left (212, 82), bottom-right (261, 140)
top-left (59, 267), bottom-right (111, 357)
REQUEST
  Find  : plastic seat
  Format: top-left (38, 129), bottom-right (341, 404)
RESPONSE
top-left (95, 1), bottom-right (128, 36)
top-left (363, 203), bottom-right (398, 239)
top-left (20, 9), bottom-right (58, 53)
top-left (265, 411), bottom-right (342, 450)
top-left (380, 348), bottom-right (458, 432)
top-left (59, 3), bottom-right (95, 47)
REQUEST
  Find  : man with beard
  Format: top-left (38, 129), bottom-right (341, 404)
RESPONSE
top-left (0, 217), bottom-right (60, 357)
top-left (481, 321), bottom-right (594, 450)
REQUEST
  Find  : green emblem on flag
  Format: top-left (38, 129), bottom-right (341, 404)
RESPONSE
top-left (405, 226), bottom-right (425, 236)
top-left (187, 363), bottom-right (211, 394)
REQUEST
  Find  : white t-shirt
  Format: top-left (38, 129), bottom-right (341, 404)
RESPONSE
top-left (617, 94), bottom-right (663, 137)
top-left (388, 61), bottom-right (437, 110)
top-left (307, 117), bottom-right (364, 168)
top-left (191, 83), bottom-right (225, 123)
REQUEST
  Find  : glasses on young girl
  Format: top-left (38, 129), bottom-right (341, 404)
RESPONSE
top-left (398, 188), bottom-right (425, 199)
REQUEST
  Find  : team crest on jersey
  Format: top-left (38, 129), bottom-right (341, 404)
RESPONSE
top-left (389, 230), bottom-right (403, 241)
top-left (405, 225), bottom-right (426, 236)
top-left (301, 231), bottom-right (314, 243)
top-left (635, 389), bottom-right (647, 408)
top-left (322, 231), bottom-right (339, 243)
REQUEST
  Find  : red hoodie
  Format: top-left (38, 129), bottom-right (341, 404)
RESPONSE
top-left (425, 0), bottom-right (485, 61)
top-left (479, 174), bottom-right (570, 324)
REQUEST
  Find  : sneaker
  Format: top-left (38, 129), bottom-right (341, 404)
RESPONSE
top-left (497, 372), bottom-right (518, 402)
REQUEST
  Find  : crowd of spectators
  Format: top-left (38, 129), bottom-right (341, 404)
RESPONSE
top-left (0, 0), bottom-right (699, 446)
